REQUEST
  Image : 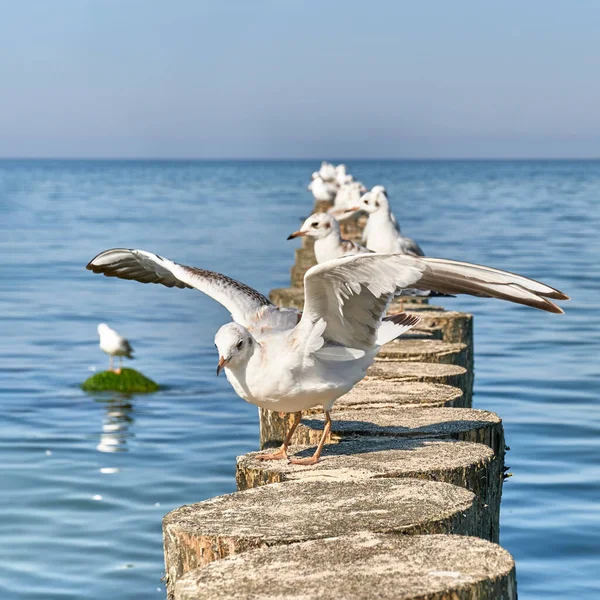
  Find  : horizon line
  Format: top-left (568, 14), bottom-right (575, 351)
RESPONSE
top-left (1, 156), bottom-right (600, 162)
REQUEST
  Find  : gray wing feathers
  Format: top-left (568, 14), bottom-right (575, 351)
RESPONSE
top-left (86, 248), bottom-right (191, 288)
top-left (408, 256), bottom-right (569, 313)
top-left (400, 236), bottom-right (425, 257)
top-left (86, 248), bottom-right (273, 326)
top-left (340, 239), bottom-right (371, 256)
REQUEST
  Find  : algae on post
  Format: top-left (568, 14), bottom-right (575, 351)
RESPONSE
top-left (82, 368), bottom-right (159, 393)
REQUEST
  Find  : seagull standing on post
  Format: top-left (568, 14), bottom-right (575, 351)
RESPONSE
top-left (87, 248), bottom-right (568, 465)
top-left (335, 164), bottom-right (354, 186)
top-left (318, 161), bottom-right (337, 182)
top-left (308, 177), bottom-right (338, 202)
top-left (356, 186), bottom-right (425, 256)
top-left (287, 213), bottom-right (370, 263)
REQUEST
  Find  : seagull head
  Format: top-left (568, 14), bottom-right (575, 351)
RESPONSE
top-left (287, 212), bottom-right (339, 241)
top-left (214, 323), bottom-right (255, 376)
top-left (360, 185), bottom-right (388, 214)
top-left (97, 323), bottom-right (111, 337)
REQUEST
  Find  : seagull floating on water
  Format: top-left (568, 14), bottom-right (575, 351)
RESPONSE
top-left (350, 186), bottom-right (424, 256)
top-left (97, 323), bottom-right (134, 373)
top-left (87, 248), bottom-right (567, 464)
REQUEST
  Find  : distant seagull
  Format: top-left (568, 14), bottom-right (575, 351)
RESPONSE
top-left (356, 186), bottom-right (425, 256)
top-left (97, 323), bottom-right (134, 373)
top-left (335, 164), bottom-right (354, 186)
top-left (287, 212), bottom-right (370, 263)
top-left (308, 176), bottom-right (338, 202)
top-left (87, 248), bottom-right (567, 464)
top-left (318, 161), bottom-right (337, 182)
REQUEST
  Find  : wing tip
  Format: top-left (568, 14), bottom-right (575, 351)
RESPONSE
top-left (535, 298), bottom-right (565, 314)
top-left (86, 248), bottom-right (132, 271)
top-left (543, 289), bottom-right (569, 301)
top-left (85, 261), bottom-right (106, 274)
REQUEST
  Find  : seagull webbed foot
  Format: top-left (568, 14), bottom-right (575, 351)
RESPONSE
top-left (256, 447), bottom-right (288, 461)
top-left (288, 455), bottom-right (320, 466)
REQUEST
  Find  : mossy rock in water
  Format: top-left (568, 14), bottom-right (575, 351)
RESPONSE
top-left (82, 368), bottom-right (159, 393)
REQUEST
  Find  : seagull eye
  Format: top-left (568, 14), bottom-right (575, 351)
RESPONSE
top-left (311, 222), bottom-right (319, 228)
top-left (236, 340), bottom-right (244, 350)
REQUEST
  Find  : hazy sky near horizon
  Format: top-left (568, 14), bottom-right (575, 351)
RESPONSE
top-left (1, 1), bottom-right (599, 159)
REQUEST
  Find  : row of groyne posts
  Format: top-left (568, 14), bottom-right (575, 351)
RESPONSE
top-left (162, 204), bottom-right (517, 599)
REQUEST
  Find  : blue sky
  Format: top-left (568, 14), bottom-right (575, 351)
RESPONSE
top-left (1, 0), bottom-right (599, 158)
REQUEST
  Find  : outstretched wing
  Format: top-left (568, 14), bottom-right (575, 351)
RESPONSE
top-left (297, 252), bottom-right (568, 351)
top-left (86, 248), bottom-right (273, 327)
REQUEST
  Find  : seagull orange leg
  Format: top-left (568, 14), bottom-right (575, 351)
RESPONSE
top-left (289, 411), bottom-right (332, 466)
top-left (256, 411), bottom-right (302, 461)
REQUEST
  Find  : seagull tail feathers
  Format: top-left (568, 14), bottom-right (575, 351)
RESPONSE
top-left (124, 341), bottom-right (134, 359)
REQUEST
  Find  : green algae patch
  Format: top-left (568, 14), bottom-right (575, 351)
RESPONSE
top-left (82, 368), bottom-right (159, 393)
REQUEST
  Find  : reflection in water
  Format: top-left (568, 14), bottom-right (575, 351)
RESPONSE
top-left (95, 395), bottom-right (135, 453)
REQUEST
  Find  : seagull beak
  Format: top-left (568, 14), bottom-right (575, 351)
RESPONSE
top-left (287, 231), bottom-right (307, 240)
top-left (330, 207), bottom-right (360, 218)
top-left (216, 356), bottom-right (228, 376)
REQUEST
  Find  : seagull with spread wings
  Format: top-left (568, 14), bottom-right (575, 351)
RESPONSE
top-left (87, 248), bottom-right (568, 464)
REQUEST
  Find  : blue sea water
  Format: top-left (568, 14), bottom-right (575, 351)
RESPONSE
top-left (0, 159), bottom-right (598, 599)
